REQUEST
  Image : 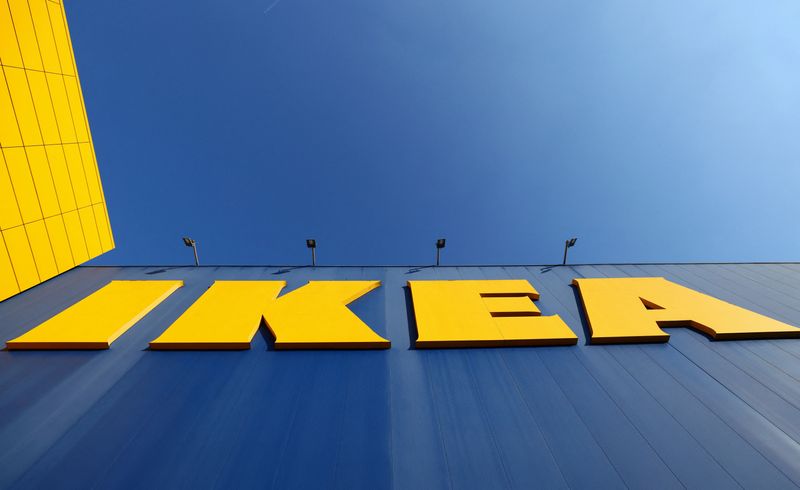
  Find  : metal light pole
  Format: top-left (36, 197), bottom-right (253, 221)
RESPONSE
top-left (306, 239), bottom-right (317, 266)
top-left (562, 237), bottom-right (577, 265)
top-left (182, 237), bottom-right (199, 266)
top-left (436, 238), bottom-right (446, 266)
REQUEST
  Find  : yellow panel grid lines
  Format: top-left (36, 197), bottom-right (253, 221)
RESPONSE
top-left (0, 0), bottom-right (113, 303)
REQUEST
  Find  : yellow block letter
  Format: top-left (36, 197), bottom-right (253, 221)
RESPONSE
top-left (151, 280), bottom-right (389, 350)
top-left (408, 280), bottom-right (577, 348)
top-left (573, 277), bottom-right (800, 343)
top-left (7, 280), bottom-right (182, 349)
top-left (150, 281), bottom-right (286, 349)
top-left (263, 281), bottom-right (389, 349)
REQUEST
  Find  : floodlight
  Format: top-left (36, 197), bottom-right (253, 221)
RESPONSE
top-left (436, 238), bottom-right (446, 266)
top-left (307, 239), bottom-right (317, 266)
top-left (181, 237), bottom-right (199, 266)
top-left (562, 237), bottom-right (578, 265)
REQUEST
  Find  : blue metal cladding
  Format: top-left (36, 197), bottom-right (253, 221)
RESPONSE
top-left (1, 264), bottom-right (800, 489)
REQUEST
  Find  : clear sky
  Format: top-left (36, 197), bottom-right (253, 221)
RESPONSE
top-left (67, 0), bottom-right (800, 266)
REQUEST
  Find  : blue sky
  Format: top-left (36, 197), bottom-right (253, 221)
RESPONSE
top-left (68, 0), bottom-right (800, 266)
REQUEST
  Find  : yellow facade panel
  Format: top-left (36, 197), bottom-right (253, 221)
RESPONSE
top-left (62, 209), bottom-right (87, 263)
top-left (25, 219), bottom-right (57, 281)
top-left (6, 0), bottom-right (42, 71)
top-left (28, 0), bottom-right (61, 73)
top-left (101, 202), bottom-right (114, 248)
top-left (63, 143), bottom-right (89, 207)
top-left (92, 203), bottom-right (112, 251)
top-left (0, 1), bottom-right (113, 302)
top-left (73, 77), bottom-right (94, 144)
top-left (3, 147), bottom-right (42, 223)
top-left (0, 232), bottom-right (20, 301)
top-left (78, 206), bottom-right (101, 257)
top-left (46, 73), bottom-right (75, 142)
top-left (0, 151), bottom-right (23, 230)
top-left (26, 70), bottom-right (60, 144)
top-left (44, 214), bottom-right (73, 272)
top-left (0, 69), bottom-right (23, 147)
top-left (3, 225), bottom-right (38, 290)
top-left (84, 143), bottom-right (106, 201)
top-left (45, 145), bottom-right (76, 212)
top-left (0, 1), bottom-right (23, 67)
top-left (79, 143), bottom-right (101, 202)
top-left (25, 146), bottom-right (59, 217)
top-left (46, 0), bottom-right (73, 76)
top-left (4, 66), bottom-right (42, 145)
top-left (64, 76), bottom-right (88, 141)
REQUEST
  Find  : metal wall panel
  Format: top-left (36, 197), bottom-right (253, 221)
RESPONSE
top-left (0, 264), bottom-right (799, 489)
top-left (0, 0), bottom-right (114, 303)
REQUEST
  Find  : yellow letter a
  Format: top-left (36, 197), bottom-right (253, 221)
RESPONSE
top-left (572, 277), bottom-right (800, 343)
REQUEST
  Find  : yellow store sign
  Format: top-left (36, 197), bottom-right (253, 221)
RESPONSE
top-left (6, 278), bottom-right (799, 350)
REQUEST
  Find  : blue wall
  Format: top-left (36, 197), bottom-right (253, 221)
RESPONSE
top-left (1, 264), bottom-right (799, 489)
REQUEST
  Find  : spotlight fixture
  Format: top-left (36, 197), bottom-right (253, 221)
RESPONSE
top-left (436, 238), bottom-right (446, 266)
top-left (182, 237), bottom-right (199, 266)
top-left (562, 237), bottom-right (577, 265)
top-left (306, 239), bottom-right (317, 266)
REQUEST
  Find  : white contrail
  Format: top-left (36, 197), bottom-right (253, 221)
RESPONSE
top-left (263, 0), bottom-right (282, 14)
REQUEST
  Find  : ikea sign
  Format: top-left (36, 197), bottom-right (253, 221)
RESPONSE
top-left (6, 278), bottom-right (800, 350)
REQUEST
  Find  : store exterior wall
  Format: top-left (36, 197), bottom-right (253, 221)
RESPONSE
top-left (0, 263), bottom-right (799, 489)
top-left (0, 0), bottom-right (114, 303)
